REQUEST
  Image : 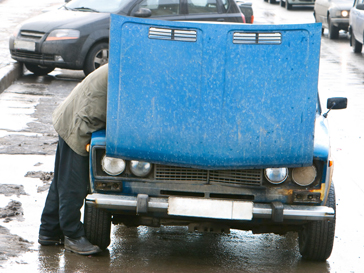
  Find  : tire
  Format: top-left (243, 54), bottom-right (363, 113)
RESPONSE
top-left (269, 0), bottom-right (276, 4)
top-left (298, 183), bottom-right (336, 261)
top-left (83, 42), bottom-right (109, 76)
top-left (280, 0), bottom-right (285, 7)
top-left (25, 63), bottom-right (55, 76)
top-left (84, 202), bottom-right (112, 250)
top-left (328, 17), bottom-right (339, 40)
top-left (286, 0), bottom-right (292, 10)
top-left (351, 31), bottom-right (363, 53)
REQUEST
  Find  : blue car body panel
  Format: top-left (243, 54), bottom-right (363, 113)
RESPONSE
top-left (106, 14), bottom-right (321, 169)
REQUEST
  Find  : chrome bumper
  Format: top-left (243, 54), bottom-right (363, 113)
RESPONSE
top-left (86, 193), bottom-right (334, 221)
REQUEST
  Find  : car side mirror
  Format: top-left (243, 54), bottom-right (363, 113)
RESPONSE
top-left (357, 4), bottom-right (364, 10)
top-left (323, 97), bottom-right (347, 118)
top-left (133, 8), bottom-right (152, 18)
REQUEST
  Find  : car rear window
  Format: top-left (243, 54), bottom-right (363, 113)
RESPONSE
top-left (187, 0), bottom-right (218, 14)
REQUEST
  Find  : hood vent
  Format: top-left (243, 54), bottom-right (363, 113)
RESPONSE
top-left (233, 32), bottom-right (281, 45)
top-left (149, 27), bottom-right (197, 42)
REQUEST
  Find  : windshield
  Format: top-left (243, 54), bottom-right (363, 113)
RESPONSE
top-left (65, 0), bottom-right (134, 13)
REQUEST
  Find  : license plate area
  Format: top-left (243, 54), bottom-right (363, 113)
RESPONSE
top-left (14, 40), bottom-right (36, 51)
top-left (168, 197), bottom-right (253, 220)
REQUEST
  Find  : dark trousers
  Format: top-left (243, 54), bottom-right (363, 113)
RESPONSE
top-left (39, 137), bottom-right (89, 238)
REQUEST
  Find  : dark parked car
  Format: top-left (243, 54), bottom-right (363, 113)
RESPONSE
top-left (349, 0), bottom-right (364, 52)
top-left (314, 0), bottom-right (352, 39)
top-left (235, 1), bottom-right (254, 23)
top-left (9, 0), bottom-right (245, 76)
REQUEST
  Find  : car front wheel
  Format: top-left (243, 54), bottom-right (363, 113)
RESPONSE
top-left (298, 183), bottom-right (336, 261)
top-left (328, 17), bottom-right (339, 39)
top-left (351, 31), bottom-right (363, 53)
top-left (84, 202), bottom-right (111, 250)
top-left (25, 63), bottom-right (55, 76)
top-left (83, 42), bottom-right (109, 76)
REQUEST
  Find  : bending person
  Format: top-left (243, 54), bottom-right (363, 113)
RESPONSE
top-left (38, 64), bottom-right (108, 255)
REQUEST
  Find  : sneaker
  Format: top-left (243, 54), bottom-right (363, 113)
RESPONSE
top-left (64, 236), bottom-right (102, 255)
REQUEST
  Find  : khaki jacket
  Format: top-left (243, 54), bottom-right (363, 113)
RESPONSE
top-left (53, 64), bottom-right (108, 156)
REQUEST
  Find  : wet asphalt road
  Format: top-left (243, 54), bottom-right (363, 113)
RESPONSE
top-left (1, 1), bottom-right (364, 272)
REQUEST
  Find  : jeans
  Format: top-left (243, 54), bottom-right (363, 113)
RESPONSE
top-left (39, 136), bottom-right (89, 238)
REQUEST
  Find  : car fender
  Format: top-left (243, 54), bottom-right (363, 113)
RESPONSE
top-left (78, 26), bottom-right (110, 67)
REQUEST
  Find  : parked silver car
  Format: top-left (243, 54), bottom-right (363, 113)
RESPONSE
top-left (314, 0), bottom-right (352, 39)
top-left (349, 0), bottom-right (364, 52)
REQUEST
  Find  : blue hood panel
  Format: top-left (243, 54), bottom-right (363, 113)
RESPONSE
top-left (106, 15), bottom-right (321, 169)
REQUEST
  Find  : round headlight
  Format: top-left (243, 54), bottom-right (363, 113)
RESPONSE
top-left (341, 10), bottom-right (349, 17)
top-left (292, 166), bottom-right (317, 186)
top-left (101, 156), bottom-right (125, 176)
top-left (265, 168), bottom-right (288, 184)
top-left (130, 161), bottom-right (152, 177)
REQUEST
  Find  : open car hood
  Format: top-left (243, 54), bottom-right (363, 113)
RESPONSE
top-left (106, 15), bottom-right (321, 169)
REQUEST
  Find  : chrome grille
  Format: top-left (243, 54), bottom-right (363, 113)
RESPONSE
top-left (20, 31), bottom-right (45, 41)
top-left (155, 165), bottom-right (207, 181)
top-left (209, 169), bottom-right (262, 186)
top-left (155, 165), bottom-right (262, 186)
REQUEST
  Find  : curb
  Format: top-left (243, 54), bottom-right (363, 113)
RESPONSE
top-left (0, 62), bottom-right (23, 95)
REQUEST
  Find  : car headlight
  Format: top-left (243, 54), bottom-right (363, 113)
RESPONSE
top-left (341, 10), bottom-right (349, 17)
top-left (101, 156), bottom-right (125, 176)
top-left (130, 161), bottom-right (152, 177)
top-left (46, 29), bottom-right (80, 41)
top-left (265, 168), bottom-right (288, 184)
top-left (336, 10), bottom-right (349, 17)
top-left (292, 166), bottom-right (317, 186)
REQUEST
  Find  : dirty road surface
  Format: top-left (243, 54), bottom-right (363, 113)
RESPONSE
top-left (1, 1), bottom-right (364, 272)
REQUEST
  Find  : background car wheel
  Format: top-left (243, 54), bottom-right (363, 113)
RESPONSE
top-left (298, 183), bottom-right (336, 261)
top-left (84, 202), bottom-right (111, 250)
top-left (351, 32), bottom-right (363, 53)
top-left (328, 17), bottom-right (339, 39)
top-left (269, 0), bottom-right (276, 4)
top-left (83, 42), bottom-right (109, 76)
top-left (25, 63), bottom-right (55, 76)
top-left (280, 0), bottom-right (285, 7)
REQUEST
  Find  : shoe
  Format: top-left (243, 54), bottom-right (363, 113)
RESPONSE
top-left (38, 234), bottom-right (64, 246)
top-left (64, 236), bottom-right (102, 255)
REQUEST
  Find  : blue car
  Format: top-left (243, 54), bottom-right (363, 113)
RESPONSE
top-left (84, 14), bottom-right (347, 261)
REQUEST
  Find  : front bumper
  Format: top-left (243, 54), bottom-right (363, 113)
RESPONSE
top-left (86, 193), bottom-right (334, 221)
top-left (330, 18), bottom-right (349, 30)
top-left (9, 36), bottom-right (84, 69)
